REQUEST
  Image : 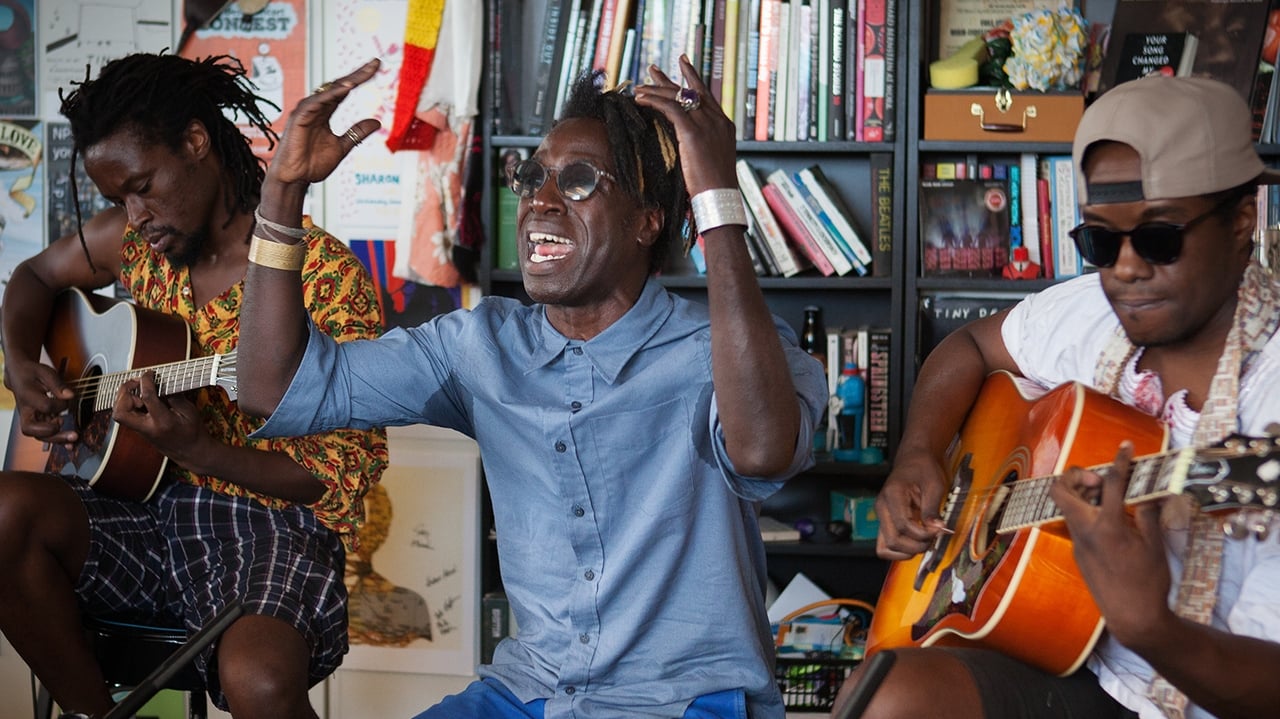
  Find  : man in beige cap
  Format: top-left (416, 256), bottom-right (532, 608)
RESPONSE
top-left (834, 74), bottom-right (1280, 718)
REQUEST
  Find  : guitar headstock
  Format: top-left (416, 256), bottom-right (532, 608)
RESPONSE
top-left (1178, 434), bottom-right (1280, 539)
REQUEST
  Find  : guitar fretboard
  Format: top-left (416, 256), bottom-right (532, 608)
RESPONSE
top-left (82, 352), bottom-right (238, 412)
top-left (996, 448), bottom-right (1195, 533)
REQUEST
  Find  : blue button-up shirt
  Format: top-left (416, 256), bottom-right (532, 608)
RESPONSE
top-left (255, 279), bottom-right (827, 718)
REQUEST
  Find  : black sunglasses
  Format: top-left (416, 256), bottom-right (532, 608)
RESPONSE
top-left (507, 159), bottom-right (618, 201)
top-left (1068, 196), bottom-right (1236, 268)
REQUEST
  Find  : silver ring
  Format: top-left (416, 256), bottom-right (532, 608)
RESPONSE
top-left (677, 87), bottom-right (701, 112)
top-left (344, 127), bottom-right (363, 146)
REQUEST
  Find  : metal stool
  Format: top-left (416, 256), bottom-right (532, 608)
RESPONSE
top-left (35, 602), bottom-right (242, 719)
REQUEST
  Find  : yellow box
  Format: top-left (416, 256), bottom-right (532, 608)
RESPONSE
top-left (923, 87), bottom-right (1084, 143)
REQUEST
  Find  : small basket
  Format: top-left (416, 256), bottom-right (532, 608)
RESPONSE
top-left (772, 598), bottom-right (875, 711)
top-left (775, 653), bottom-right (860, 711)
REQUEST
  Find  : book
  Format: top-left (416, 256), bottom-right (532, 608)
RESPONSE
top-left (1047, 154), bottom-right (1082, 277)
top-left (529, 0), bottom-right (573, 134)
top-left (759, 515), bottom-right (802, 542)
top-left (865, 327), bottom-right (891, 456)
top-left (594, 0), bottom-right (621, 73)
top-left (918, 178), bottom-right (1011, 277)
top-left (773, 0), bottom-right (792, 142)
top-left (869, 154), bottom-right (894, 277)
top-left (1112, 31), bottom-right (1198, 85)
top-left (1036, 174), bottom-right (1055, 279)
top-left (829, 0), bottom-right (848, 140)
top-left (552, 0), bottom-right (586, 120)
top-left (1097, 0), bottom-right (1271, 101)
top-left (853, 0), bottom-right (866, 140)
top-left (860, 0), bottom-right (890, 142)
top-left (916, 292), bottom-right (1024, 367)
top-left (881, 0), bottom-right (898, 141)
top-left (489, 0), bottom-right (524, 134)
top-left (816, 0), bottom-right (831, 141)
top-left (755, 0), bottom-right (780, 140)
top-left (764, 180), bottom-right (837, 275)
top-left (736, 159), bottom-right (805, 277)
top-left (721, 0), bottom-right (741, 117)
top-left (481, 591), bottom-right (511, 664)
top-left (1249, 2), bottom-right (1280, 141)
top-left (767, 168), bottom-right (856, 275)
top-left (795, 165), bottom-right (874, 274)
top-left (495, 148), bottom-right (528, 271)
top-left (1019, 153), bottom-right (1041, 269)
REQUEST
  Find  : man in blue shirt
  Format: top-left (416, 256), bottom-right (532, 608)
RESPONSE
top-left (238, 57), bottom-right (826, 718)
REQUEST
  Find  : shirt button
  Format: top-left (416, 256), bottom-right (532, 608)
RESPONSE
top-left (570, 400), bottom-right (582, 411)
top-left (573, 505), bottom-right (585, 517)
top-left (579, 633), bottom-right (590, 644)
top-left (565, 686), bottom-right (576, 695)
top-left (555, 441), bottom-right (567, 452)
top-left (584, 569), bottom-right (595, 581)
top-left (572, 347), bottom-right (584, 356)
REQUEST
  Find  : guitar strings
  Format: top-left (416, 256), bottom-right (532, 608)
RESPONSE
top-left (62, 353), bottom-right (237, 406)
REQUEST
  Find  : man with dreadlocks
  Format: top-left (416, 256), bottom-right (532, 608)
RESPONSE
top-left (237, 56), bottom-right (825, 719)
top-left (0, 53), bottom-right (387, 718)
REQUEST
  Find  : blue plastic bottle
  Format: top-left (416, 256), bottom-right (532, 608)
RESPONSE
top-left (832, 361), bottom-right (865, 462)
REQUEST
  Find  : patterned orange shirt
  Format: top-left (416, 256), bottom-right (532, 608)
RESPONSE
top-left (118, 222), bottom-right (388, 549)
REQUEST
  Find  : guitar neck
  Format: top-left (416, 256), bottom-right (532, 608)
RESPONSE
top-left (996, 448), bottom-right (1196, 533)
top-left (89, 351), bottom-right (238, 412)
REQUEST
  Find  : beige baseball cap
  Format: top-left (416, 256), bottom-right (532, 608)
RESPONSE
top-left (1073, 75), bottom-right (1280, 205)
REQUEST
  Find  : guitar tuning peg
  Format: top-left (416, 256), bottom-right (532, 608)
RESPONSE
top-left (1223, 513), bottom-right (1251, 540)
top-left (1249, 510), bottom-right (1277, 541)
top-left (1221, 511), bottom-right (1278, 541)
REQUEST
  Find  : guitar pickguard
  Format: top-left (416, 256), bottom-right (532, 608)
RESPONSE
top-left (913, 456), bottom-right (1017, 641)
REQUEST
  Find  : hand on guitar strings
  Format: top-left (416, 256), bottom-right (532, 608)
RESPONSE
top-left (875, 452), bottom-right (954, 561)
top-left (1050, 441), bottom-right (1174, 648)
top-left (112, 371), bottom-right (209, 470)
top-left (9, 360), bottom-right (77, 447)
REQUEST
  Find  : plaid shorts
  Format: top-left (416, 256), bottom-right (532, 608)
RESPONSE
top-left (70, 478), bottom-right (348, 710)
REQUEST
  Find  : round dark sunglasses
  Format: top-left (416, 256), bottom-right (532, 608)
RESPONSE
top-left (1067, 196), bottom-right (1236, 268)
top-left (507, 159), bottom-right (618, 201)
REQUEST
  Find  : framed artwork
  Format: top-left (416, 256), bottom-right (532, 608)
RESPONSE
top-left (343, 424), bottom-right (482, 675)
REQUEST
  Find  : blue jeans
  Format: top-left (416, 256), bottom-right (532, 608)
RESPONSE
top-left (414, 677), bottom-right (748, 719)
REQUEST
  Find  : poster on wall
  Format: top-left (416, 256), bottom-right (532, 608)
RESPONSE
top-left (46, 121), bottom-right (111, 245)
top-left (179, 0), bottom-right (308, 162)
top-left (39, 0), bottom-right (174, 115)
top-left (343, 424), bottom-right (481, 674)
top-left (318, 0), bottom-right (410, 240)
top-left (0, 118), bottom-right (43, 296)
top-left (0, 0), bottom-right (36, 117)
top-left (0, 117), bottom-right (42, 409)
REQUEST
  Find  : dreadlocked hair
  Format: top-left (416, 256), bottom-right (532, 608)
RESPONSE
top-left (557, 71), bottom-right (690, 275)
top-left (58, 53), bottom-right (278, 269)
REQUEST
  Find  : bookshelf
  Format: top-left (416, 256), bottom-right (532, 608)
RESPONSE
top-left (477, 0), bottom-right (908, 609)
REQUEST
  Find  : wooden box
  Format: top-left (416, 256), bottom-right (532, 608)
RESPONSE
top-left (923, 87), bottom-right (1085, 143)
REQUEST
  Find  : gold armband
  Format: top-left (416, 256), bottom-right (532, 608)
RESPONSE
top-left (248, 235), bottom-right (307, 271)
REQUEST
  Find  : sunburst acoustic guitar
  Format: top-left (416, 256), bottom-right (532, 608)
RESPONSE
top-left (865, 370), bottom-right (1280, 676)
top-left (3, 287), bottom-right (237, 501)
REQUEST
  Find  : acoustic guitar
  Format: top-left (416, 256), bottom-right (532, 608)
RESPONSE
top-left (865, 370), bottom-right (1280, 676)
top-left (3, 287), bottom-right (237, 501)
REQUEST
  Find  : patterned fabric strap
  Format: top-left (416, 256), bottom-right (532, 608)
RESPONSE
top-left (1096, 263), bottom-right (1280, 718)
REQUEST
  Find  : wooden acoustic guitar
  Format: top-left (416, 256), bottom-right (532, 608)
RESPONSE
top-left (865, 370), bottom-right (1280, 676)
top-left (3, 287), bottom-right (237, 501)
